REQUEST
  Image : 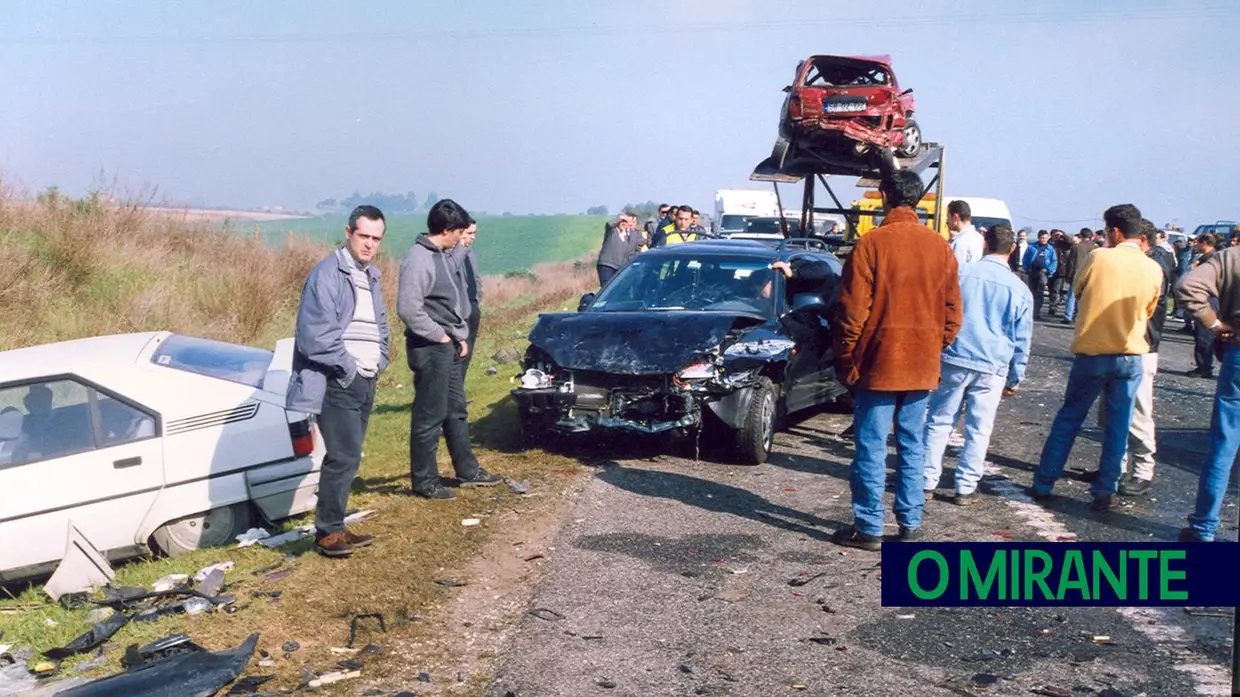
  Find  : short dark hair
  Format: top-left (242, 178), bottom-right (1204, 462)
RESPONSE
top-left (1079, 226), bottom-right (1093, 236)
top-left (985, 224), bottom-right (1015, 255)
top-left (1137, 218), bottom-right (1158, 242)
top-left (427, 198), bottom-right (472, 235)
top-left (1198, 232), bottom-right (1218, 248)
top-left (878, 169), bottom-right (924, 210)
top-left (947, 200), bottom-right (971, 222)
top-left (1103, 204), bottom-right (1143, 239)
top-left (347, 205), bottom-right (385, 231)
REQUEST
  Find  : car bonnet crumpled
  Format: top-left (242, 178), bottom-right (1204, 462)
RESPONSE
top-left (53, 632), bottom-right (259, 697)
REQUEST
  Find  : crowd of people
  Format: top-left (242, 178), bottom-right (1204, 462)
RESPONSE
top-left (284, 186), bottom-right (1240, 558)
top-left (596, 203), bottom-right (712, 286)
top-left (779, 168), bottom-right (1239, 549)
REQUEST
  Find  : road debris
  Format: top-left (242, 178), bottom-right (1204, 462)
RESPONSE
top-left (712, 589), bottom-right (749, 603)
top-left (281, 641), bottom-right (300, 653)
top-left (307, 670), bottom-right (361, 688)
top-left (348, 613), bottom-right (387, 648)
top-left (224, 674), bottom-right (274, 694)
top-left (462, 518), bottom-right (481, 527)
top-left (58, 633), bottom-right (258, 697)
top-left (788, 571), bottom-right (826, 587)
top-left (435, 578), bottom-right (468, 587)
top-left (597, 679), bottom-right (618, 688)
top-left (42, 613), bottom-right (131, 660)
top-left (504, 477), bottom-right (531, 494)
top-left (193, 562), bottom-right (234, 582)
top-left (529, 608), bottom-right (565, 622)
top-left (1031, 686), bottom-right (1072, 697)
top-left (43, 524), bottom-right (117, 602)
top-left (151, 575), bottom-right (188, 593)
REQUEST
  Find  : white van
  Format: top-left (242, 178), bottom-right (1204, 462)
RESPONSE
top-left (714, 189), bottom-right (781, 233)
top-left (943, 197), bottom-right (1013, 233)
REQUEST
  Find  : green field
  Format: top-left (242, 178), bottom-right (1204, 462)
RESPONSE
top-left (243, 213), bottom-right (607, 276)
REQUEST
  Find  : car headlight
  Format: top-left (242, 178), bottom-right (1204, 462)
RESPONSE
top-left (519, 369), bottom-right (553, 389)
top-left (676, 361), bottom-right (717, 380)
top-left (724, 338), bottom-right (797, 357)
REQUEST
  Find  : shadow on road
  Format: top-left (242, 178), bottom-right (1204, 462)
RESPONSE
top-left (595, 464), bottom-right (846, 542)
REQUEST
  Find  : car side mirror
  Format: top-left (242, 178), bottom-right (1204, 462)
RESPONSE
top-left (782, 85), bottom-right (793, 93)
top-left (900, 88), bottom-right (914, 96)
top-left (790, 293), bottom-right (826, 312)
top-left (577, 292), bottom-right (596, 312)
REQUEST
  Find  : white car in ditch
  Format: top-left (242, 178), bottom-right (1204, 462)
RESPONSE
top-left (0, 331), bottom-right (325, 583)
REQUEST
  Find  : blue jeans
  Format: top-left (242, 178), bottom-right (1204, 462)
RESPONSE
top-left (1033, 354), bottom-right (1144, 498)
top-left (851, 388), bottom-right (930, 536)
top-left (1188, 344), bottom-right (1240, 540)
top-left (923, 364), bottom-right (1006, 495)
top-left (1064, 291), bottom-right (1077, 322)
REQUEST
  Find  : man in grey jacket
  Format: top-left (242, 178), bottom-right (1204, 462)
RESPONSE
top-left (287, 205), bottom-right (390, 558)
top-left (399, 199), bottom-right (502, 499)
top-left (597, 211), bottom-right (644, 286)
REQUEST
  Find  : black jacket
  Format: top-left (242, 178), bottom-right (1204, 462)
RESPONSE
top-left (1147, 246), bottom-right (1175, 352)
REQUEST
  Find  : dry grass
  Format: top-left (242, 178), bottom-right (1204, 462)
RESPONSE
top-left (0, 181), bottom-right (601, 692)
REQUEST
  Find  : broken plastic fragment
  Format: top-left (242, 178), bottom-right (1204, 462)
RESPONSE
top-left (235, 527), bottom-right (273, 547)
top-left (152, 574), bottom-right (189, 593)
top-left (308, 670), bottom-right (361, 688)
top-left (193, 562), bottom-right (234, 583)
top-left (504, 477), bottom-right (531, 494)
top-left (461, 518), bottom-right (481, 527)
top-left (183, 598), bottom-right (212, 615)
top-left (529, 608), bottom-right (565, 622)
top-left (42, 612), bottom-right (131, 660)
top-left (57, 633), bottom-right (258, 697)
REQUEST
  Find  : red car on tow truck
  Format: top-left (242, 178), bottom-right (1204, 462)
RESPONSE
top-left (778, 54), bottom-right (922, 167)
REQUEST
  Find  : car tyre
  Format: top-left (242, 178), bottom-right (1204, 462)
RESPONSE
top-left (734, 377), bottom-right (777, 466)
top-left (151, 502), bottom-right (253, 558)
top-left (896, 118), bottom-right (922, 158)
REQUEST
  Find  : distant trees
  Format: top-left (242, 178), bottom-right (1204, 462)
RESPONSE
top-left (318, 191), bottom-right (421, 213)
top-left (621, 200), bottom-right (662, 222)
top-left (585, 205), bottom-right (609, 215)
top-left (423, 192), bottom-right (439, 210)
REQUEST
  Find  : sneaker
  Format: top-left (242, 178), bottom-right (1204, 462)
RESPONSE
top-left (898, 526), bottom-right (924, 541)
top-left (315, 531), bottom-right (355, 558)
top-left (458, 468), bottom-right (502, 488)
top-left (1090, 495), bottom-right (1114, 512)
top-left (1118, 477), bottom-right (1152, 497)
top-left (831, 527), bottom-right (882, 551)
top-left (412, 484), bottom-right (457, 500)
top-left (952, 492), bottom-right (981, 506)
top-left (342, 528), bottom-right (374, 548)
top-left (1178, 527), bottom-right (1210, 542)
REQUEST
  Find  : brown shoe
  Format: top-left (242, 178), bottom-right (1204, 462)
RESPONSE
top-left (315, 531), bottom-right (355, 558)
top-left (342, 528), bottom-right (374, 548)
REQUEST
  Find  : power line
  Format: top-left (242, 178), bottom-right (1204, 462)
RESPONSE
top-left (5, 5), bottom-right (1237, 46)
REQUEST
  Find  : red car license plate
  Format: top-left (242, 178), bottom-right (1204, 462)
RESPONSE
top-left (826, 101), bottom-right (866, 113)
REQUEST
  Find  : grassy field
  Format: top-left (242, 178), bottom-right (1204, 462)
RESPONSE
top-left (0, 188), bottom-right (600, 693)
top-left (244, 213), bottom-right (608, 276)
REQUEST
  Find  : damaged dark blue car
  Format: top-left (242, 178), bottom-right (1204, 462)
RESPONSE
top-left (511, 239), bottom-right (850, 465)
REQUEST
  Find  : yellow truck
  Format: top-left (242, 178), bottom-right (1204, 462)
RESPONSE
top-left (848, 192), bottom-right (1014, 242)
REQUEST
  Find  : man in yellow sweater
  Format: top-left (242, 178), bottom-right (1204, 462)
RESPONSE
top-left (1030, 204), bottom-right (1164, 511)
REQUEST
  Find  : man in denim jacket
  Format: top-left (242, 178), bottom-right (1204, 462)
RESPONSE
top-left (924, 224), bottom-right (1033, 505)
top-left (287, 205), bottom-right (390, 558)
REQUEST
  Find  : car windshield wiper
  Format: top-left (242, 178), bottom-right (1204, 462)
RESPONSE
top-left (647, 306), bottom-right (686, 311)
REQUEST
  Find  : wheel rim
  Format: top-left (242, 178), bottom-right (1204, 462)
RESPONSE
top-left (904, 123), bottom-right (920, 151)
top-left (761, 392), bottom-right (775, 451)
top-left (160, 506), bottom-right (238, 551)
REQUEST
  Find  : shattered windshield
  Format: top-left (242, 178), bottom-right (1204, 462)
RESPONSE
top-left (591, 256), bottom-right (777, 316)
top-left (804, 59), bottom-right (890, 87)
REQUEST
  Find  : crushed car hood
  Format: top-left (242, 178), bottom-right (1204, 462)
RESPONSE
top-left (528, 311), bottom-right (765, 375)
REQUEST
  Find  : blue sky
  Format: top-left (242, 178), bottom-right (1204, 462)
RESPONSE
top-left (2, 0), bottom-right (1238, 229)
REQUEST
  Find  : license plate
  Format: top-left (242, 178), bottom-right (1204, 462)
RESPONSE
top-left (826, 101), bottom-right (866, 113)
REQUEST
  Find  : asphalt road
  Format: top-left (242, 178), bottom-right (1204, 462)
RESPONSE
top-left (486, 316), bottom-right (1238, 697)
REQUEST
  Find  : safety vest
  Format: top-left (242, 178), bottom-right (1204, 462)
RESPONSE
top-left (664, 230), bottom-right (700, 246)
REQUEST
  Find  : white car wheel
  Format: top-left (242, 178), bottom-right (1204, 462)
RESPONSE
top-left (151, 503), bottom-right (253, 557)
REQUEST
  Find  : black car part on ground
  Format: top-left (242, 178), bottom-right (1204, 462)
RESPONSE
top-left (41, 613), bottom-right (132, 660)
top-left (55, 632), bottom-right (259, 697)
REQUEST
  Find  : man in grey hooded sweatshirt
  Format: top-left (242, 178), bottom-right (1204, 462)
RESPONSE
top-left (398, 199), bottom-right (501, 499)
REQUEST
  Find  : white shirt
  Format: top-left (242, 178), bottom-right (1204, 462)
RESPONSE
top-left (950, 224), bottom-right (985, 267)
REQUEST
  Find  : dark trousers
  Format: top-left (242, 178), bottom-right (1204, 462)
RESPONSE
top-left (408, 339), bottom-right (480, 492)
top-left (461, 303), bottom-right (481, 377)
top-left (1049, 276), bottom-right (1068, 314)
top-left (1194, 297), bottom-right (1221, 372)
top-left (315, 374), bottom-right (375, 535)
top-left (598, 265), bottom-right (618, 287)
top-left (1028, 269), bottom-right (1049, 318)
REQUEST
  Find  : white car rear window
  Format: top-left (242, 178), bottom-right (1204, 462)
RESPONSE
top-left (151, 334), bottom-right (272, 389)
